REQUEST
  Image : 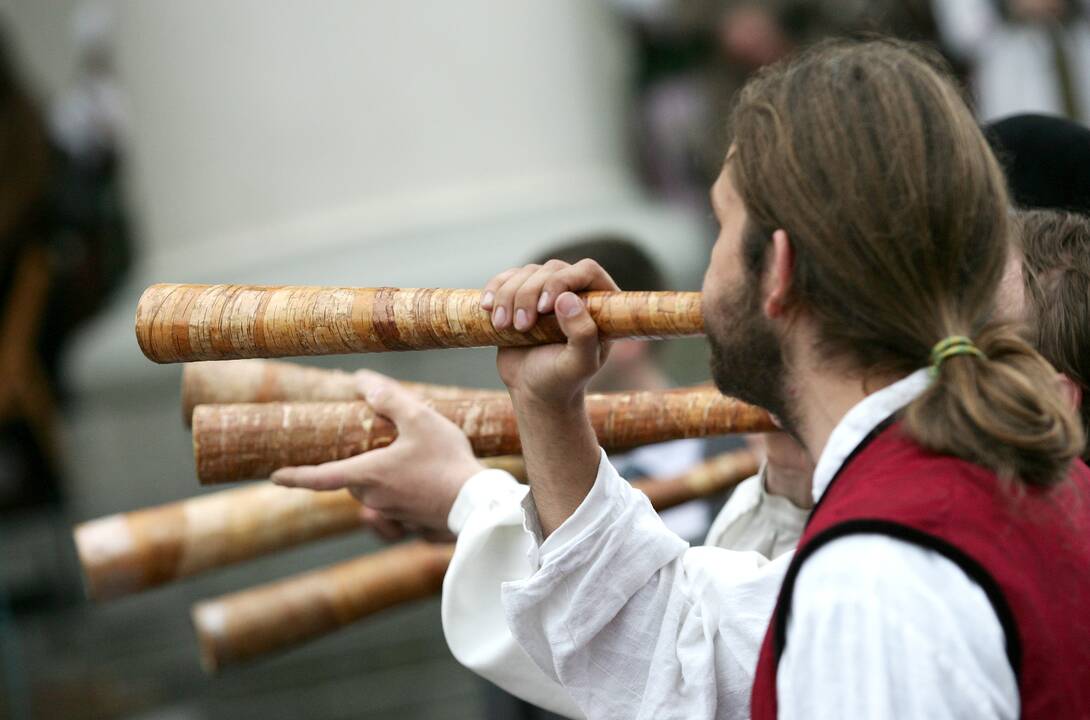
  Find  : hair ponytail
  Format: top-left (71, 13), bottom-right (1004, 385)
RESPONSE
top-left (903, 325), bottom-right (1083, 487)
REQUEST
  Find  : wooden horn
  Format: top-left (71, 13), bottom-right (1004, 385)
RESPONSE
top-left (192, 541), bottom-right (455, 672)
top-left (135, 285), bottom-right (704, 363)
top-left (72, 457), bottom-right (525, 602)
top-left (192, 388), bottom-right (774, 484)
top-left (191, 449), bottom-right (759, 671)
top-left (180, 359), bottom-right (505, 426)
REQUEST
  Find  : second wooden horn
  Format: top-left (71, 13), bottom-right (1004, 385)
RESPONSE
top-left (192, 449), bottom-right (759, 671)
top-left (180, 359), bottom-right (505, 426)
top-left (135, 285), bottom-right (703, 363)
top-left (192, 388), bottom-right (774, 484)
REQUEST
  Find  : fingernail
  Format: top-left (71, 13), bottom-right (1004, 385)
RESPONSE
top-left (515, 308), bottom-right (528, 330)
top-left (481, 291), bottom-right (494, 309)
top-left (493, 305), bottom-right (507, 328)
top-left (557, 292), bottom-right (582, 317)
top-left (537, 292), bottom-right (550, 313)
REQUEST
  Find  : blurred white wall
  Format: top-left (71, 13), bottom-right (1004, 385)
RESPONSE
top-left (0, 1), bottom-right (711, 518)
top-left (118, 1), bottom-right (639, 277)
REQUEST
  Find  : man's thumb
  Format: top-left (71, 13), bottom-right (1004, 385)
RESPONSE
top-left (554, 292), bottom-right (600, 363)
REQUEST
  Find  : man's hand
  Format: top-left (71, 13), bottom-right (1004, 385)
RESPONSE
top-left (480, 260), bottom-right (621, 537)
top-left (482, 259), bottom-right (620, 407)
top-left (271, 370), bottom-right (485, 535)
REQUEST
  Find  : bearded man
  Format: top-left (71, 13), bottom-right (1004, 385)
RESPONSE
top-left (277, 40), bottom-right (1090, 719)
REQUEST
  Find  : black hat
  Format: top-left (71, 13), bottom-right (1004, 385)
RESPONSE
top-left (985, 114), bottom-right (1090, 216)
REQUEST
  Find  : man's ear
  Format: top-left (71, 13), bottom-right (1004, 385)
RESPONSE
top-left (764, 229), bottom-right (793, 319)
top-left (1057, 373), bottom-right (1084, 414)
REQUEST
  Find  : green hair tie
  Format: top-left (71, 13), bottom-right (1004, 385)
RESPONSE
top-left (929, 335), bottom-right (985, 378)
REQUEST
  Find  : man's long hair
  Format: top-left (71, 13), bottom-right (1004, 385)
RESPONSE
top-left (728, 38), bottom-right (1082, 486)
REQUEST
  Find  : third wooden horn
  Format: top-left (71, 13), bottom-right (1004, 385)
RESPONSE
top-left (136, 285), bottom-right (703, 363)
top-left (192, 449), bottom-right (759, 671)
top-left (72, 457), bottom-right (525, 602)
top-left (192, 388), bottom-right (774, 484)
top-left (181, 359), bottom-right (505, 426)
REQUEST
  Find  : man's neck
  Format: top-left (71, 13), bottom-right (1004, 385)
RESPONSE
top-left (789, 355), bottom-right (904, 468)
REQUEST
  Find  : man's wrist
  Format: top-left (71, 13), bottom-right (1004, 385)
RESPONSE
top-left (509, 385), bottom-right (586, 418)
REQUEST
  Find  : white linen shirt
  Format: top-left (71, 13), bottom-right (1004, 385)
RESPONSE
top-left (499, 370), bottom-right (1019, 719)
top-left (442, 456), bottom-right (807, 718)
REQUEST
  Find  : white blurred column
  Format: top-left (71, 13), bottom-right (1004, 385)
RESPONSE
top-left (116, 0), bottom-right (638, 276)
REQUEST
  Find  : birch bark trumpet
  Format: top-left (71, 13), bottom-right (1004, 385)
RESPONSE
top-left (192, 388), bottom-right (773, 484)
top-left (181, 359), bottom-right (504, 426)
top-left (72, 458), bottom-right (525, 602)
top-left (192, 541), bottom-right (454, 672)
top-left (135, 285), bottom-right (704, 363)
top-left (192, 448), bottom-right (759, 671)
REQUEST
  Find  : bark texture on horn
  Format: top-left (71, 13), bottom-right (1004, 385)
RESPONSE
top-left (136, 284), bottom-right (704, 363)
top-left (192, 389), bottom-right (773, 484)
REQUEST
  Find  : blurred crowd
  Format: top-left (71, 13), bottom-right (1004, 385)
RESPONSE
top-left (614, 0), bottom-right (1090, 213)
top-left (0, 2), bottom-right (129, 520)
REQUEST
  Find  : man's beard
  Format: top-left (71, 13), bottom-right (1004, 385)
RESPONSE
top-left (708, 278), bottom-right (795, 435)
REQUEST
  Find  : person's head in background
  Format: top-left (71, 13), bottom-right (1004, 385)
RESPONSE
top-left (986, 114), bottom-right (1090, 216)
top-left (532, 236), bottom-right (672, 393)
top-left (1019, 209), bottom-right (1090, 461)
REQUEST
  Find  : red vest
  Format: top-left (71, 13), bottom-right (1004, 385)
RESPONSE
top-left (750, 421), bottom-right (1090, 719)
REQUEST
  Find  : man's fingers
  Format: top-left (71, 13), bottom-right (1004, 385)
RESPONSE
top-left (541, 259), bottom-right (620, 303)
top-left (513, 262), bottom-right (568, 331)
top-left (271, 456), bottom-right (361, 491)
top-left (484, 259), bottom-right (620, 334)
top-left (481, 268), bottom-right (519, 311)
top-left (491, 264), bottom-right (541, 331)
top-left (272, 445), bottom-right (397, 490)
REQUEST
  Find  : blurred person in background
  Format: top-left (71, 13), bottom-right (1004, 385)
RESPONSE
top-left (622, 0), bottom-right (942, 214)
top-left (986, 113), bottom-right (1090, 214)
top-left (0, 24), bottom-right (56, 513)
top-left (45, 0), bottom-right (132, 384)
top-left (1019, 208), bottom-right (1090, 461)
top-left (0, 3), bottom-right (130, 606)
top-left (933, 0), bottom-right (1090, 121)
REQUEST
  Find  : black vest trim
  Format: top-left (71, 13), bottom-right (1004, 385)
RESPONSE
top-left (801, 415), bottom-right (898, 532)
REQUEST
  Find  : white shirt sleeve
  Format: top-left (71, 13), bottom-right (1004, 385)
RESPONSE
top-left (779, 535), bottom-right (1019, 720)
top-left (441, 468), bottom-right (584, 719)
top-left (704, 469), bottom-right (808, 559)
top-left (502, 449), bottom-right (792, 720)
